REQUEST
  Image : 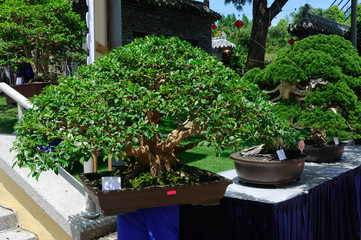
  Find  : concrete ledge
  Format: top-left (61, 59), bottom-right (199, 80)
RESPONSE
top-left (0, 134), bottom-right (117, 240)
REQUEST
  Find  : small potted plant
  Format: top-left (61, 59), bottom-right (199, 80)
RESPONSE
top-left (12, 36), bottom-right (292, 215)
top-left (243, 34), bottom-right (361, 162)
top-left (0, 0), bottom-right (85, 104)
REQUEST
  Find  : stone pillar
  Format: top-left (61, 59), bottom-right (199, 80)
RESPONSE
top-left (351, 0), bottom-right (357, 49)
top-left (82, 157), bottom-right (100, 219)
top-left (109, 0), bottom-right (122, 49)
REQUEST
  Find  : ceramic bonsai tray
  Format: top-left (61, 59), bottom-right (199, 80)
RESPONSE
top-left (304, 143), bottom-right (346, 163)
top-left (6, 82), bottom-right (50, 105)
top-left (79, 166), bottom-right (232, 216)
top-left (230, 150), bottom-right (307, 186)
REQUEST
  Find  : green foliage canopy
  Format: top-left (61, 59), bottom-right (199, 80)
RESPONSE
top-left (244, 34), bottom-right (361, 140)
top-left (0, 0), bottom-right (85, 81)
top-left (12, 36), bottom-right (291, 179)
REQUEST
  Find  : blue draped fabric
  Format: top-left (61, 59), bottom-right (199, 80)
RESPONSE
top-left (180, 166), bottom-right (361, 240)
top-left (16, 63), bottom-right (34, 84)
top-left (117, 205), bottom-right (180, 240)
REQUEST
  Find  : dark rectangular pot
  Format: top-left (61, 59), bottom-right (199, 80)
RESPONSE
top-left (79, 166), bottom-right (232, 216)
top-left (6, 82), bottom-right (50, 105)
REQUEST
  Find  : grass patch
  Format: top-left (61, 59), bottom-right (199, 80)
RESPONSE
top-left (0, 94), bottom-right (18, 134)
top-left (179, 146), bottom-right (235, 173)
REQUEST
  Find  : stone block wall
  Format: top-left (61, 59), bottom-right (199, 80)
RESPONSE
top-left (122, 1), bottom-right (217, 54)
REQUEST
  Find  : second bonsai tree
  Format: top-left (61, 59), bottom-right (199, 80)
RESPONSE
top-left (244, 34), bottom-right (361, 147)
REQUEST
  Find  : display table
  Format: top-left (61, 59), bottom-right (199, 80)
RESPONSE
top-left (180, 144), bottom-right (361, 240)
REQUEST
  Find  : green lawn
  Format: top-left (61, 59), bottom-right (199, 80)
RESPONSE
top-left (179, 146), bottom-right (235, 173)
top-left (0, 94), bottom-right (18, 134)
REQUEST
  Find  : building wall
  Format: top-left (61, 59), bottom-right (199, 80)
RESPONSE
top-left (122, 1), bottom-right (216, 54)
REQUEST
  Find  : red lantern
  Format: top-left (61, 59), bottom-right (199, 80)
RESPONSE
top-left (223, 49), bottom-right (231, 56)
top-left (211, 24), bottom-right (217, 30)
top-left (234, 20), bottom-right (245, 29)
top-left (288, 39), bottom-right (296, 45)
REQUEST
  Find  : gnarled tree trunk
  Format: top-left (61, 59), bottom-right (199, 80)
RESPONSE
top-left (124, 111), bottom-right (205, 178)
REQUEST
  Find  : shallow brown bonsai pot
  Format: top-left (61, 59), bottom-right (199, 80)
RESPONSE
top-left (6, 82), bottom-right (50, 105)
top-left (79, 166), bottom-right (232, 216)
top-left (304, 143), bottom-right (346, 163)
top-left (230, 150), bottom-right (307, 186)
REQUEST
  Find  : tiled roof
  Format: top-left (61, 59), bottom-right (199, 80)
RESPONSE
top-left (212, 32), bottom-right (236, 49)
top-left (134, 0), bottom-right (221, 19)
top-left (289, 4), bottom-right (350, 37)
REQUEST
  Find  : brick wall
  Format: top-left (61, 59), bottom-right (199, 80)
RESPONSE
top-left (122, 1), bottom-right (217, 54)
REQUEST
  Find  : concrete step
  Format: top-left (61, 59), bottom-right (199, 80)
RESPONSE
top-left (0, 206), bottom-right (18, 231)
top-left (0, 206), bottom-right (37, 239)
top-left (0, 227), bottom-right (38, 240)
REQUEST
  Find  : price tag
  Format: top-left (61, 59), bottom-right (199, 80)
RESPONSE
top-left (333, 137), bottom-right (339, 145)
top-left (298, 140), bottom-right (305, 155)
top-left (276, 149), bottom-right (287, 161)
top-left (102, 176), bottom-right (121, 191)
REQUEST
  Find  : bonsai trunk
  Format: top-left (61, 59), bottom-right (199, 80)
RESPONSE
top-left (126, 141), bottom-right (180, 177)
top-left (124, 112), bottom-right (204, 178)
top-left (309, 129), bottom-right (328, 146)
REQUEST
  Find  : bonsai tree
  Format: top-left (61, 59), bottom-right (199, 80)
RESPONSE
top-left (0, 0), bottom-right (85, 82)
top-left (12, 36), bottom-right (291, 182)
top-left (243, 34), bottom-right (361, 145)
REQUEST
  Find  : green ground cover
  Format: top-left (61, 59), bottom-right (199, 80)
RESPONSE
top-left (0, 94), bottom-right (18, 134)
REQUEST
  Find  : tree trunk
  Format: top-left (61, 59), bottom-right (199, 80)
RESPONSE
top-left (124, 117), bottom-right (203, 178)
top-left (125, 141), bottom-right (181, 179)
top-left (246, 0), bottom-right (288, 70)
top-left (246, 0), bottom-right (268, 70)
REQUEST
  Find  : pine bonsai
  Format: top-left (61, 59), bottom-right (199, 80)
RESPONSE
top-left (243, 34), bottom-right (361, 146)
top-left (12, 36), bottom-right (291, 182)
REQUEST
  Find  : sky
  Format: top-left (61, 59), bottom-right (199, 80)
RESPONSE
top-left (208, 0), bottom-right (350, 25)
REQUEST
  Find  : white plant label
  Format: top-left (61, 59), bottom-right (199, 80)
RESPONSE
top-left (102, 176), bottom-right (121, 191)
top-left (16, 77), bottom-right (23, 85)
top-left (333, 137), bottom-right (339, 145)
top-left (276, 149), bottom-right (287, 161)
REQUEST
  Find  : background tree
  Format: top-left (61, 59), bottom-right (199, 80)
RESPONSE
top-left (267, 18), bottom-right (292, 49)
top-left (216, 13), bottom-right (252, 44)
top-left (290, 4), bottom-right (348, 24)
top-left (225, 0), bottom-right (289, 70)
top-left (0, 0), bottom-right (85, 82)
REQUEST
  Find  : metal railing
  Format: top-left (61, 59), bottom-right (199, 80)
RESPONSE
top-left (0, 82), bottom-right (33, 118)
